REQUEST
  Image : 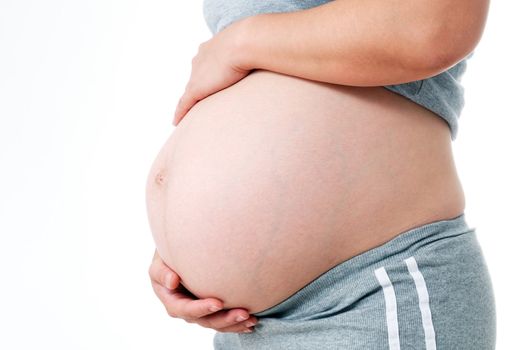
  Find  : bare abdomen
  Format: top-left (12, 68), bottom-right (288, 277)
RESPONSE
top-left (144, 69), bottom-right (465, 314)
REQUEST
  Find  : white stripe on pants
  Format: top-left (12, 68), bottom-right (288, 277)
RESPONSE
top-left (374, 256), bottom-right (437, 350)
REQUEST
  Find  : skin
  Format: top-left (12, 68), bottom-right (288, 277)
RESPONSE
top-left (149, 69), bottom-right (465, 317)
top-left (153, 0), bottom-right (489, 334)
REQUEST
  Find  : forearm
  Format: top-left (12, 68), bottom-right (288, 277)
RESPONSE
top-left (234, 0), bottom-right (487, 86)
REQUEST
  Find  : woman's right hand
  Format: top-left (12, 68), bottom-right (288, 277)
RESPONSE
top-left (149, 249), bottom-right (258, 333)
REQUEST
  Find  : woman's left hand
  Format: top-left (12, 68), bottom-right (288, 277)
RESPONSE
top-left (173, 21), bottom-right (251, 126)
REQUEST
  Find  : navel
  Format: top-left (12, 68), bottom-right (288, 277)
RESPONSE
top-left (155, 169), bottom-right (167, 185)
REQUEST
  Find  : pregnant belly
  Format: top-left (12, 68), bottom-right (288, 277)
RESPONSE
top-left (145, 69), bottom-right (465, 314)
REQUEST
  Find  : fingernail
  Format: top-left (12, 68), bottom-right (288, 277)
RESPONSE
top-left (243, 328), bottom-right (253, 333)
top-left (245, 321), bottom-right (256, 327)
top-left (236, 315), bottom-right (249, 322)
top-left (209, 305), bottom-right (221, 312)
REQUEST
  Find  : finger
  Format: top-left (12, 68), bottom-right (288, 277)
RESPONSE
top-left (152, 282), bottom-right (224, 319)
top-left (149, 250), bottom-right (180, 290)
top-left (174, 89), bottom-right (200, 126)
top-left (215, 323), bottom-right (255, 334)
top-left (173, 96), bottom-right (188, 126)
top-left (195, 308), bottom-right (257, 330)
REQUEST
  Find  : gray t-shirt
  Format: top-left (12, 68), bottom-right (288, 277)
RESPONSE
top-left (203, 0), bottom-right (473, 140)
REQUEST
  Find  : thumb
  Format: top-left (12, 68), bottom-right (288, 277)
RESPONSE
top-left (150, 250), bottom-right (181, 290)
top-left (161, 264), bottom-right (181, 290)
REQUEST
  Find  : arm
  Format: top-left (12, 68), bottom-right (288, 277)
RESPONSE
top-left (233, 0), bottom-right (490, 86)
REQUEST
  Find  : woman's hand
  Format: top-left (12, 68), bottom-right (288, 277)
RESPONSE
top-left (149, 249), bottom-right (258, 333)
top-left (173, 20), bottom-right (251, 127)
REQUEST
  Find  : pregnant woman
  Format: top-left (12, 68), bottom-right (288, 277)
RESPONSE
top-left (146, 0), bottom-right (495, 349)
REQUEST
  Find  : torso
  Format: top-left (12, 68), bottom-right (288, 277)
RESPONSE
top-left (145, 69), bottom-right (465, 314)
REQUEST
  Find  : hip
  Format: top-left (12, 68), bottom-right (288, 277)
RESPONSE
top-left (214, 214), bottom-right (496, 350)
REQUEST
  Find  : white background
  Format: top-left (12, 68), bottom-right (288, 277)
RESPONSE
top-left (0, 1), bottom-right (525, 349)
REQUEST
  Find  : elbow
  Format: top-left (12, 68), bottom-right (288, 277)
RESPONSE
top-left (411, 0), bottom-right (490, 78)
top-left (416, 30), bottom-right (481, 77)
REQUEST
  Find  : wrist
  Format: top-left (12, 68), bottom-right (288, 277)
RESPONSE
top-left (228, 15), bottom-right (261, 72)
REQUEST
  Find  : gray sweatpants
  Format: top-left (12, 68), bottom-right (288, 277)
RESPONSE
top-left (213, 214), bottom-right (496, 349)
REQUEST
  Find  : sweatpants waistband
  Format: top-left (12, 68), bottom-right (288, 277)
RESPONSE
top-left (252, 213), bottom-right (473, 318)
